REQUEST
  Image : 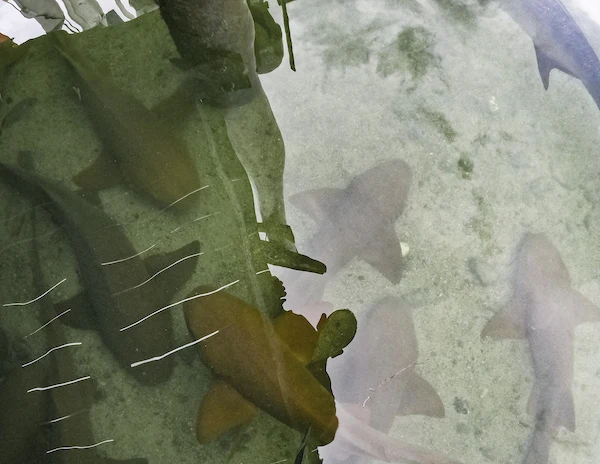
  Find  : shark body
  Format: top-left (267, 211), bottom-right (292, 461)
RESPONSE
top-left (52, 32), bottom-right (201, 209)
top-left (184, 288), bottom-right (461, 463)
top-left (0, 162), bottom-right (200, 384)
top-left (329, 297), bottom-right (445, 432)
top-left (324, 296), bottom-right (454, 464)
top-left (500, 0), bottom-right (600, 109)
top-left (284, 159), bottom-right (411, 308)
top-left (0, 188), bottom-right (148, 463)
top-left (183, 287), bottom-right (339, 445)
top-left (482, 233), bottom-right (600, 464)
top-left (29, 211), bottom-right (148, 464)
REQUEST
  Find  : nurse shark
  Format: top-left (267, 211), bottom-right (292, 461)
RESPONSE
top-left (482, 233), bottom-right (600, 463)
top-left (283, 159), bottom-right (411, 308)
top-left (0, 161), bottom-right (200, 385)
top-left (184, 289), bottom-right (460, 463)
top-left (323, 296), bottom-right (455, 464)
top-left (499, 0), bottom-right (600, 110)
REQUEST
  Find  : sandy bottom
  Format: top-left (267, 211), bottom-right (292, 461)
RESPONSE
top-left (1, 1), bottom-right (600, 463)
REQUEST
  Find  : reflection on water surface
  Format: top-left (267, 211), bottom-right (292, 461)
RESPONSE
top-left (1, 0), bottom-right (600, 463)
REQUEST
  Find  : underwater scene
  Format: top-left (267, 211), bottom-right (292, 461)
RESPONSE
top-left (1, 0), bottom-right (600, 463)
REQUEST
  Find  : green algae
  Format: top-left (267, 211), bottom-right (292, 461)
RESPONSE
top-left (419, 107), bottom-right (457, 142)
top-left (311, 20), bottom-right (378, 69)
top-left (377, 26), bottom-right (441, 81)
top-left (470, 192), bottom-right (499, 256)
top-left (432, 0), bottom-right (477, 28)
top-left (458, 153), bottom-right (474, 179)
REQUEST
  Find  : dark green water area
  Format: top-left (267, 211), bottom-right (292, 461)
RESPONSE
top-left (0, 5), bottom-right (355, 463)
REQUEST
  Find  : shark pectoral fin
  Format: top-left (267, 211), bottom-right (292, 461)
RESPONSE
top-left (358, 228), bottom-right (404, 284)
top-left (273, 310), bottom-right (319, 365)
top-left (559, 287), bottom-right (600, 325)
top-left (143, 240), bottom-right (201, 304)
top-left (397, 372), bottom-right (445, 418)
top-left (55, 292), bottom-right (96, 330)
top-left (534, 46), bottom-right (577, 90)
top-left (196, 381), bottom-right (258, 444)
top-left (289, 187), bottom-right (345, 223)
top-left (72, 155), bottom-right (120, 193)
top-left (481, 299), bottom-right (526, 339)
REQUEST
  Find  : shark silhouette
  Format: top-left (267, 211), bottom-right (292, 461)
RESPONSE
top-left (30, 216), bottom-right (148, 464)
top-left (0, 161), bottom-right (200, 385)
top-left (52, 32), bottom-right (202, 209)
top-left (0, 192), bottom-right (148, 464)
top-left (184, 287), bottom-right (339, 445)
top-left (283, 159), bottom-right (411, 308)
top-left (499, 0), bottom-right (600, 110)
top-left (323, 296), bottom-right (454, 464)
top-left (482, 233), bottom-right (600, 464)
